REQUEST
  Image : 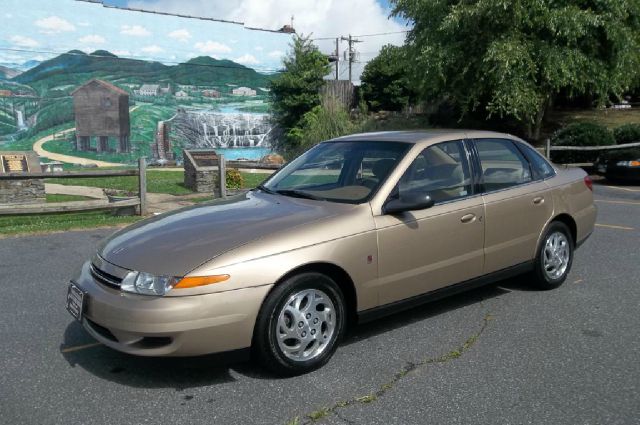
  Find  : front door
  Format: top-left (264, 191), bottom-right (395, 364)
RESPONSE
top-left (374, 140), bottom-right (485, 305)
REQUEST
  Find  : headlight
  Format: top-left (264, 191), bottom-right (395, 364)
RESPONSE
top-left (121, 271), bottom-right (179, 296)
top-left (616, 160), bottom-right (640, 167)
top-left (120, 272), bottom-right (231, 295)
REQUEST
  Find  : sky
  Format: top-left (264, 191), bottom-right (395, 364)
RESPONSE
top-left (0, 0), bottom-right (410, 82)
top-left (0, 0), bottom-right (292, 73)
top-left (102, 0), bottom-right (410, 82)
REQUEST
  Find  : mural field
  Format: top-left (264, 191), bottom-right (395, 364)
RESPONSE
top-left (0, 0), bottom-right (293, 164)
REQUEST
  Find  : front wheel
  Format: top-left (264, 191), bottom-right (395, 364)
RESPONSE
top-left (531, 221), bottom-right (574, 289)
top-left (253, 272), bottom-right (346, 375)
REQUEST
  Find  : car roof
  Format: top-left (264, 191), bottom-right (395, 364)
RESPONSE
top-left (329, 130), bottom-right (519, 145)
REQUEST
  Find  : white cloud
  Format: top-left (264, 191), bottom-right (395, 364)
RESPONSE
top-left (124, 0), bottom-right (407, 82)
top-left (77, 22), bottom-right (90, 27)
top-left (234, 54), bottom-right (260, 65)
top-left (268, 50), bottom-right (284, 59)
top-left (35, 16), bottom-right (76, 34)
top-left (194, 40), bottom-right (232, 54)
top-left (254, 46), bottom-right (264, 51)
top-left (168, 29), bottom-right (192, 42)
top-left (112, 50), bottom-right (132, 57)
top-left (9, 35), bottom-right (40, 48)
top-left (121, 25), bottom-right (151, 37)
top-left (141, 45), bottom-right (164, 54)
top-left (79, 35), bottom-right (106, 44)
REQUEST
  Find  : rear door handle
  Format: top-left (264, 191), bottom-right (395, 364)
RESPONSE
top-left (533, 196), bottom-right (544, 205)
top-left (460, 213), bottom-right (476, 223)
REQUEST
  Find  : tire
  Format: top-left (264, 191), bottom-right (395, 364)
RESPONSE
top-left (253, 272), bottom-right (346, 375)
top-left (531, 221), bottom-right (574, 289)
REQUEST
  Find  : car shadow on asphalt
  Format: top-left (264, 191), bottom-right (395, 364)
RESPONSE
top-left (59, 275), bottom-right (535, 386)
top-left (60, 321), bottom-right (245, 389)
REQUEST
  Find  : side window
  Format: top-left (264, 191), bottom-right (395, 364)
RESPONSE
top-left (398, 140), bottom-right (473, 204)
top-left (475, 139), bottom-right (532, 192)
top-left (517, 142), bottom-right (555, 179)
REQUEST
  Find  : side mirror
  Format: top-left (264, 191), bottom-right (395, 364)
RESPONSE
top-left (383, 193), bottom-right (434, 215)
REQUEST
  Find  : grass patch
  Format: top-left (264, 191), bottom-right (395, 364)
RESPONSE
top-left (306, 408), bottom-right (330, 421)
top-left (0, 210), bottom-right (141, 236)
top-left (49, 170), bottom-right (191, 195)
top-left (239, 171), bottom-right (272, 188)
top-left (46, 194), bottom-right (94, 203)
top-left (542, 108), bottom-right (640, 141)
top-left (48, 170), bottom-right (272, 195)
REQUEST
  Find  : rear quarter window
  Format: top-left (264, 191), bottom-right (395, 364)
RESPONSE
top-left (517, 142), bottom-right (556, 180)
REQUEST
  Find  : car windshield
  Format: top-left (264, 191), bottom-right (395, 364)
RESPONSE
top-left (261, 141), bottom-right (411, 204)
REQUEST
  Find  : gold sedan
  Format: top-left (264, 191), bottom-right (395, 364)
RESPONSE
top-left (67, 130), bottom-right (596, 375)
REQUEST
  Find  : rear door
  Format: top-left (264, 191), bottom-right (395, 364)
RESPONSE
top-left (374, 140), bottom-right (485, 305)
top-left (473, 138), bottom-right (554, 273)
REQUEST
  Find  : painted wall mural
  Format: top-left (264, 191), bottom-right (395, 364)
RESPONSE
top-left (0, 0), bottom-right (292, 163)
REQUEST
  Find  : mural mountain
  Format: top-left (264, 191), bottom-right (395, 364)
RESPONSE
top-left (14, 51), bottom-right (273, 90)
top-left (0, 0), bottom-right (292, 162)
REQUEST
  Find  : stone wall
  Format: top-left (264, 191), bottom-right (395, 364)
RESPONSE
top-left (0, 179), bottom-right (45, 204)
top-left (184, 168), bottom-right (219, 193)
top-left (183, 150), bottom-right (220, 193)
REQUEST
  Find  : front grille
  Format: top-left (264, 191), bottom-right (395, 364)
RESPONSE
top-left (90, 264), bottom-right (123, 289)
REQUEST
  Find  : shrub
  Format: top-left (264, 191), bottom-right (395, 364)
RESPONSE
top-left (225, 168), bottom-right (243, 190)
top-left (613, 123), bottom-right (640, 145)
top-left (550, 122), bottom-right (615, 163)
top-left (286, 97), bottom-right (356, 159)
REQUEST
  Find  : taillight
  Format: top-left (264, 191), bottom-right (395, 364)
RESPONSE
top-left (584, 175), bottom-right (593, 191)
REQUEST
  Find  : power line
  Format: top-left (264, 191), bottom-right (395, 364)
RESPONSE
top-left (352, 30), bottom-right (410, 38)
top-left (312, 29), bottom-right (410, 41)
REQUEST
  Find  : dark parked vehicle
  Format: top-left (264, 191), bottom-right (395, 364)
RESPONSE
top-left (596, 149), bottom-right (640, 183)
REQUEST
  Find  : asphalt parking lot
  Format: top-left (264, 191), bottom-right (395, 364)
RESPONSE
top-left (1, 183), bottom-right (639, 425)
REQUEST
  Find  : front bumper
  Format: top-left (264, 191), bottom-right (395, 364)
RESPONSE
top-left (72, 261), bottom-right (272, 356)
top-left (605, 166), bottom-right (640, 182)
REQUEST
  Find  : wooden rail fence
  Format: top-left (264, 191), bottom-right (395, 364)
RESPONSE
top-left (544, 140), bottom-right (640, 162)
top-left (0, 158), bottom-right (147, 216)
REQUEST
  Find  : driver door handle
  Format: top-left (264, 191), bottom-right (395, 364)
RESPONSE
top-left (533, 196), bottom-right (545, 205)
top-left (460, 213), bottom-right (476, 223)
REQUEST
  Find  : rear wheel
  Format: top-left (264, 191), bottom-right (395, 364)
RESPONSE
top-left (531, 221), bottom-right (574, 289)
top-left (253, 272), bottom-right (345, 375)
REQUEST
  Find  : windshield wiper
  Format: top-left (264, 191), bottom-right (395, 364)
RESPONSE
top-left (255, 184), bottom-right (276, 194)
top-left (275, 189), bottom-right (326, 201)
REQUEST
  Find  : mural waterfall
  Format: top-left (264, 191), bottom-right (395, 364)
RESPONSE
top-left (0, 0), bottom-right (292, 163)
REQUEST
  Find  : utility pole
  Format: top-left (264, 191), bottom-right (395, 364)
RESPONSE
top-left (335, 37), bottom-right (340, 80)
top-left (340, 34), bottom-right (362, 83)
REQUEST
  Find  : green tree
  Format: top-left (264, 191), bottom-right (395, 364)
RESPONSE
top-left (269, 35), bottom-right (331, 156)
top-left (360, 44), bottom-right (417, 112)
top-left (392, 0), bottom-right (640, 140)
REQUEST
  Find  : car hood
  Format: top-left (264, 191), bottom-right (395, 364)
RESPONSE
top-left (98, 191), bottom-right (351, 276)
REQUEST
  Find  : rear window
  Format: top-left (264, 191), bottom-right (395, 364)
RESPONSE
top-left (475, 139), bottom-right (533, 191)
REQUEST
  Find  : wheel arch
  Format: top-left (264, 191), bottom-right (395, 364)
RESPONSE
top-left (550, 213), bottom-right (577, 246)
top-left (532, 213), bottom-right (578, 260)
top-left (270, 262), bottom-right (358, 328)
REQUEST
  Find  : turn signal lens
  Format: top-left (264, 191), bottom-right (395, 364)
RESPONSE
top-left (173, 274), bottom-right (230, 289)
top-left (616, 160), bottom-right (640, 167)
top-left (584, 175), bottom-right (593, 191)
